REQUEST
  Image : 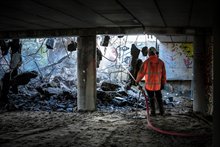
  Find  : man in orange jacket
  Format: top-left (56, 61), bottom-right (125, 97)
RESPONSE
top-left (136, 47), bottom-right (166, 116)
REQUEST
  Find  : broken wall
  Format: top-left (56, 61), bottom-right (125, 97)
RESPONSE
top-left (97, 35), bottom-right (158, 83)
top-left (1, 37), bottom-right (194, 97)
top-left (96, 36), bottom-right (194, 97)
top-left (0, 38), bottom-right (77, 83)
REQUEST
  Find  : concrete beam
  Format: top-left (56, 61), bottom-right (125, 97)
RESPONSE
top-left (213, 1), bottom-right (220, 145)
top-left (0, 26), bottom-right (212, 39)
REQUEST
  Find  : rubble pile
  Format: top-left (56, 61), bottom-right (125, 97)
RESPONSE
top-left (1, 76), bottom-right (190, 114)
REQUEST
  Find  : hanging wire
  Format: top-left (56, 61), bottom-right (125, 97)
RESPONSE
top-left (96, 36), bottom-right (117, 62)
top-left (0, 56), bottom-right (7, 73)
top-left (104, 47), bottom-right (107, 55)
top-left (109, 36), bottom-right (118, 46)
top-left (118, 37), bottom-right (122, 60)
top-left (33, 60), bottom-right (43, 79)
top-left (100, 36), bottom-right (118, 62)
top-left (144, 33), bottom-right (148, 47)
top-left (121, 35), bottom-right (128, 64)
top-left (125, 35), bottom-right (128, 46)
top-left (102, 52), bottom-right (118, 62)
top-left (134, 35), bottom-right (139, 45)
top-left (61, 38), bottom-right (70, 58)
top-left (2, 56), bottom-right (10, 69)
top-left (24, 38), bottom-right (46, 57)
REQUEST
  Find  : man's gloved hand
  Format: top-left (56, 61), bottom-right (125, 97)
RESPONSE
top-left (161, 84), bottom-right (164, 90)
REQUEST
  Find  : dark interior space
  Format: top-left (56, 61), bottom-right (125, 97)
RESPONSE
top-left (0, 0), bottom-right (217, 147)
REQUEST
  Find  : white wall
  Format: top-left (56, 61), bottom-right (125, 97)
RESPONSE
top-left (159, 43), bottom-right (193, 80)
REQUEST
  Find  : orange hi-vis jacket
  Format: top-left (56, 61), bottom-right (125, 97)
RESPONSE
top-left (136, 55), bottom-right (166, 91)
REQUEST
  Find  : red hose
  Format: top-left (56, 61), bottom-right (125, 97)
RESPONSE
top-left (123, 66), bottom-right (209, 137)
top-left (140, 88), bottom-right (207, 137)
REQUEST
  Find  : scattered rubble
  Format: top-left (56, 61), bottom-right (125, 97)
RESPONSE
top-left (0, 74), bottom-right (194, 115)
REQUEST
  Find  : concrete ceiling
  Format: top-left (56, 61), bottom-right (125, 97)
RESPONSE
top-left (0, 0), bottom-right (214, 42)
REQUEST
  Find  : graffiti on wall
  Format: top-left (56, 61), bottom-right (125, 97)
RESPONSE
top-left (169, 43), bottom-right (193, 68)
top-left (179, 43), bottom-right (193, 57)
top-left (96, 35), bottom-right (194, 81)
top-left (160, 43), bottom-right (193, 80)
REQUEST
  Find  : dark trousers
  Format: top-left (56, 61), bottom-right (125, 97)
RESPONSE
top-left (146, 90), bottom-right (164, 114)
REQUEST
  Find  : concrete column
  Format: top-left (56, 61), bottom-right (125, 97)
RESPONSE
top-left (213, 4), bottom-right (220, 146)
top-left (193, 35), bottom-right (208, 113)
top-left (77, 35), bottom-right (96, 111)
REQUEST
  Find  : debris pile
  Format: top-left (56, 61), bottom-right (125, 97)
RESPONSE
top-left (1, 75), bottom-right (191, 114)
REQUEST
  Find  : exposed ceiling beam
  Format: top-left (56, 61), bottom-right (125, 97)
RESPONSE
top-left (187, 0), bottom-right (194, 26)
top-left (115, 0), bottom-right (145, 29)
top-left (153, 0), bottom-right (167, 27)
top-left (0, 14), bottom-right (51, 29)
top-left (184, 0), bottom-right (194, 43)
top-left (31, 0), bottom-right (93, 26)
top-left (170, 35), bottom-right (173, 43)
top-left (0, 26), bottom-right (212, 39)
top-left (74, 0), bottom-right (119, 26)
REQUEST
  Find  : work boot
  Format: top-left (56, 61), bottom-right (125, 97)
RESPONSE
top-left (157, 98), bottom-right (164, 116)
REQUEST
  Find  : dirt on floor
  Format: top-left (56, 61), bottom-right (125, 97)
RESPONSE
top-left (0, 96), bottom-right (212, 147)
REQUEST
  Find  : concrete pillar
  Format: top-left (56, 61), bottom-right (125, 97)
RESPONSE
top-left (213, 4), bottom-right (220, 146)
top-left (77, 35), bottom-right (97, 111)
top-left (193, 35), bottom-right (208, 113)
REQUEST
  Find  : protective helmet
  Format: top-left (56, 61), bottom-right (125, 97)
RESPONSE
top-left (148, 47), bottom-right (157, 55)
